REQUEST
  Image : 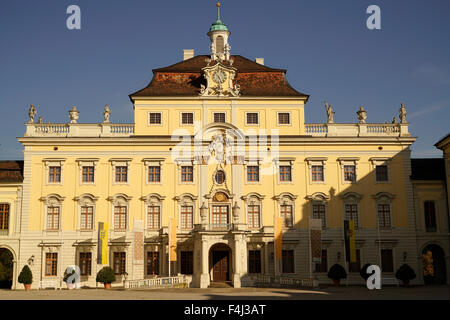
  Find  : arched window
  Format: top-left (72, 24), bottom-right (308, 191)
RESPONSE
top-left (141, 194), bottom-right (165, 231)
top-left (40, 194), bottom-right (65, 231)
top-left (108, 194), bottom-right (132, 231)
top-left (175, 194), bottom-right (197, 230)
top-left (274, 193), bottom-right (298, 229)
top-left (75, 194), bottom-right (99, 231)
top-left (373, 192), bottom-right (395, 229)
top-left (340, 192), bottom-right (363, 229)
top-left (306, 192), bottom-right (330, 230)
top-left (242, 193), bottom-right (265, 229)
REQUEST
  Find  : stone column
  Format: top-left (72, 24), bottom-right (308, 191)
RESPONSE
top-left (264, 242), bottom-right (269, 275)
top-left (232, 233), bottom-right (247, 288)
top-left (200, 239), bottom-right (210, 288)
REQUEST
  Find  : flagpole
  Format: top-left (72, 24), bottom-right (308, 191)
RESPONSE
top-left (377, 209), bottom-right (382, 272)
top-left (308, 218), bottom-right (312, 279)
top-left (168, 218), bottom-right (171, 278)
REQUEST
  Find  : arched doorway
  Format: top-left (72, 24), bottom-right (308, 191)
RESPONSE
top-left (0, 248), bottom-right (14, 289)
top-left (422, 244), bottom-right (447, 285)
top-left (209, 243), bottom-right (232, 282)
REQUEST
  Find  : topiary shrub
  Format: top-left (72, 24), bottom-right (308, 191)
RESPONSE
top-left (327, 264), bottom-right (347, 284)
top-left (18, 265), bottom-right (33, 285)
top-left (96, 266), bottom-right (116, 284)
top-left (360, 263), bottom-right (372, 281)
top-left (395, 264), bottom-right (416, 286)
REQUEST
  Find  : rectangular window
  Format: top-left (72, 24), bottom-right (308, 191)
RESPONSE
top-left (181, 206), bottom-right (193, 229)
top-left (315, 249), bottom-right (328, 273)
top-left (82, 166), bottom-right (95, 183)
top-left (248, 250), bottom-right (262, 274)
top-left (80, 206), bottom-right (93, 230)
top-left (0, 204), bottom-right (9, 231)
top-left (214, 113), bottom-right (226, 123)
top-left (180, 251), bottom-right (193, 275)
top-left (147, 206), bottom-right (160, 230)
top-left (278, 113), bottom-right (290, 125)
top-left (311, 165), bottom-right (324, 182)
top-left (212, 205), bottom-right (229, 227)
top-left (280, 205), bottom-right (293, 229)
top-left (79, 252), bottom-right (92, 276)
top-left (344, 204), bottom-right (359, 229)
top-left (424, 201), bottom-right (437, 232)
top-left (282, 250), bottom-right (294, 273)
top-left (181, 112), bottom-right (194, 125)
top-left (113, 252), bottom-right (126, 275)
top-left (312, 204), bottom-right (326, 229)
top-left (349, 249), bottom-right (361, 273)
top-left (247, 166), bottom-right (259, 182)
top-left (381, 249), bottom-right (394, 272)
top-left (344, 165), bottom-right (356, 182)
top-left (115, 166), bottom-right (128, 183)
top-left (279, 165), bottom-right (292, 182)
top-left (114, 206), bottom-right (127, 230)
top-left (181, 166), bottom-right (194, 182)
top-left (148, 166), bottom-right (161, 183)
top-left (147, 252), bottom-right (159, 275)
top-left (49, 166), bottom-right (61, 183)
top-left (246, 113), bottom-right (259, 125)
top-left (45, 253), bottom-right (58, 276)
top-left (47, 207), bottom-right (60, 230)
top-left (377, 204), bottom-right (391, 229)
top-left (375, 165), bottom-right (388, 182)
top-left (149, 112), bottom-right (162, 124)
top-left (247, 205), bottom-right (260, 229)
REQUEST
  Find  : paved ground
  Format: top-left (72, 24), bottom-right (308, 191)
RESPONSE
top-left (0, 285), bottom-right (448, 300)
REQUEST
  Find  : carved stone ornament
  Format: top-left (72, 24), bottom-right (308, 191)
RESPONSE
top-left (28, 104), bottom-right (37, 123)
top-left (399, 103), bottom-right (407, 124)
top-left (208, 132), bottom-right (234, 164)
top-left (200, 62), bottom-right (240, 97)
top-left (103, 104), bottom-right (111, 123)
top-left (356, 106), bottom-right (367, 124)
top-left (69, 106), bottom-right (79, 124)
top-left (324, 101), bottom-right (335, 124)
top-left (213, 192), bottom-right (228, 202)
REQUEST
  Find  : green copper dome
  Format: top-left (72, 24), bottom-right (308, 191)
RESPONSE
top-left (210, 19), bottom-right (228, 32)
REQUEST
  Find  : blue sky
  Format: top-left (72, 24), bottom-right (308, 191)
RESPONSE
top-left (1, 0), bottom-right (449, 160)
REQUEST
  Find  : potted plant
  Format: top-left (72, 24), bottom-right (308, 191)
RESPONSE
top-left (327, 264), bottom-right (347, 286)
top-left (96, 266), bottom-right (116, 289)
top-left (63, 268), bottom-right (76, 290)
top-left (395, 264), bottom-right (416, 287)
top-left (18, 265), bottom-right (33, 290)
top-left (360, 263), bottom-right (372, 282)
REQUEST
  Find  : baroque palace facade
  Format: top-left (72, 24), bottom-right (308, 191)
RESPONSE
top-left (0, 3), bottom-right (449, 289)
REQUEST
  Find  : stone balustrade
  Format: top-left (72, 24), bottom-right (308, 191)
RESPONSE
top-left (25, 123), bottom-right (135, 137)
top-left (305, 123), bottom-right (409, 137)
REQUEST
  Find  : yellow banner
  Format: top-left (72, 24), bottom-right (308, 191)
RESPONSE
top-left (169, 217), bottom-right (177, 262)
top-left (98, 222), bottom-right (109, 265)
top-left (274, 216), bottom-right (283, 260)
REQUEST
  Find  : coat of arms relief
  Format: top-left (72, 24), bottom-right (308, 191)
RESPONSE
top-left (200, 62), bottom-right (240, 97)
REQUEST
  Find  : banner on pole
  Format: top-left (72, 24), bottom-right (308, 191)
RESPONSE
top-left (274, 216), bottom-right (283, 260)
top-left (169, 217), bottom-right (177, 262)
top-left (344, 220), bottom-right (356, 263)
top-left (310, 218), bottom-right (322, 263)
top-left (97, 222), bottom-right (109, 265)
top-left (133, 219), bottom-right (144, 265)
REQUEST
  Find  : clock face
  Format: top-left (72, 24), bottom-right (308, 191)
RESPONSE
top-left (213, 70), bottom-right (227, 84)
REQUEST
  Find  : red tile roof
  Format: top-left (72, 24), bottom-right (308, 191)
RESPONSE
top-left (130, 55), bottom-right (309, 99)
top-left (0, 161), bottom-right (24, 183)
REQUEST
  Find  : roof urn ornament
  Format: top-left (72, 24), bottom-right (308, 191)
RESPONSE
top-left (399, 103), bottom-right (407, 124)
top-left (357, 106), bottom-right (367, 124)
top-left (392, 117), bottom-right (398, 124)
top-left (38, 117), bottom-right (43, 124)
top-left (103, 104), bottom-right (111, 123)
top-left (28, 104), bottom-right (37, 123)
top-left (325, 101), bottom-right (335, 124)
top-left (69, 106), bottom-right (79, 124)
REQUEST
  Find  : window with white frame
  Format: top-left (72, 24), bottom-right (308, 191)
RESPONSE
top-left (175, 194), bottom-right (197, 230)
top-left (373, 192), bottom-right (395, 229)
top-left (75, 194), bottom-right (98, 231)
top-left (40, 194), bottom-right (65, 231)
top-left (277, 112), bottom-right (291, 125)
top-left (141, 193), bottom-right (165, 231)
top-left (213, 112), bottom-right (226, 123)
top-left (44, 159), bottom-right (65, 185)
top-left (181, 112), bottom-right (194, 125)
top-left (108, 194), bottom-right (132, 231)
top-left (338, 158), bottom-right (359, 184)
top-left (242, 193), bottom-right (264, 229)
top-left (370, 158), bottom-right (391, 183)
top-left (246, 112), bottom-right (259, 125)
top-left (306, 158), bottom-right (327, 184)
top-left (149, 112), bottom-right (162, 125)
top-left (111, 159), bottom-right (131, 184)
top-left (307, 192), bottom-right (330, 230)
top-left (275, 193), bottom-right (297, 229)
top-left (340, 192), bottom-right (363, 229)
top-left (143, 158), bottom-right (164, 185)
top-left (77, 159), bottom-right (98, 185)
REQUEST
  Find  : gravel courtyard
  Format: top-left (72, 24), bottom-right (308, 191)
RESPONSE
top-left (0, 285), bottom-right (448, 300)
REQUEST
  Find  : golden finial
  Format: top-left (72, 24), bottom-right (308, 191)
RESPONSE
top-left (217, 1), bottom-right (221, 8)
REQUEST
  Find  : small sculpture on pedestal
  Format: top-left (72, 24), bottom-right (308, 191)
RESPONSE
top-left (232, 202), bottom-right (240, 224)
top-left (69, 106), bottom-right (79, 124)
top-left (357, 106), bottom-right (367, 124)
top-left (399, 103), bottom-right (407, 123)
top-left (324, 102), bottom-right (335, 124)
top-left (28, 105), bottom-right (37, 123)
top-left (392, 117), bottom-right (398, 124)
top-left (103, 104), bottom-right (111, 123)
top-left (38, 117), bottom-right (43, 124)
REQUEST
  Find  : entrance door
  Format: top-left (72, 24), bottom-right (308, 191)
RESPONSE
top-left (212, 250), bottom-right (229, 282)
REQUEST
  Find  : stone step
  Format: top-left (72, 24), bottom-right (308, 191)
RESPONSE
top-left (208, 281), bottom-right (233, 288)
